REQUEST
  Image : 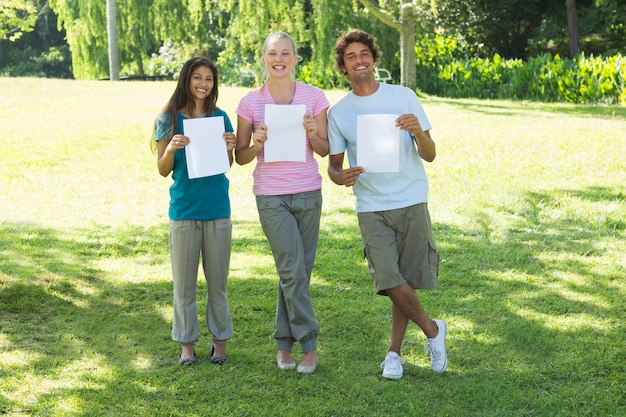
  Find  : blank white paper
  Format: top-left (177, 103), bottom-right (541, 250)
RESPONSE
top-left (357, 114), bottom-right (400, 173)
top-left (264, 104), bottom-right (306, 162)
top-left (182, 116), bottom-right (230, 179)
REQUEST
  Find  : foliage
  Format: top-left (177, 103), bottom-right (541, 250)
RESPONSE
top-left (425, 0), bottom-right (561, 59)
top-left (0, 44), bottom-right (72, 78)
top-left (143, 40), bottom-right (187, 80)
top-left (416, 35), bottom-right (625, 104)
top-left (49, 0), bottom-right (228, 79)
top-left (6, 0), bottom-right (626, 93)
top-left (50, 0), bottom-right (109, 79)
top-left (0, 0), bottom-right (38, 41)
top-left (1, 78), bottom-right (625, 416)
top-left (0, 0), bottom-right (70, 78)
top-left (217, 0), bottom-right (308, 86)
top-left (424, 0), bottom-right (626, 59)
top-left (217, 0), bottom-right (400, 89)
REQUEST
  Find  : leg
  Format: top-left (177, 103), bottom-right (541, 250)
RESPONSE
top-left (170, 220), bottom-right (202, 360)
top-left (256, 195), bottom-right (320, 346)
top-left (201, 218), bottom-right (234, 358)
top-left (389, 301), bottom-right (409, 354)
top-left (292, 190), bottom-right (322, 368)
top-left (386, 283), bottom-right (438, 339)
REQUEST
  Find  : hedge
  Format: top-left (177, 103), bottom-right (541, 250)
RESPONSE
top-left (416, 53), bottom-right (625, 105)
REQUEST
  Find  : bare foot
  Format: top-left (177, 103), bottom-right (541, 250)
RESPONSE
top-left (300, 349), bottom-right (317, 367)
top-left (277, 349), bottom-right (295, 365)
top-left (181, 342), bottom-right (195, 359)
top-left (212, 342), bottom-right (226, 357)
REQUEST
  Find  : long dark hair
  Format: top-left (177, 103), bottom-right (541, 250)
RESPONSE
top-left (153, 56), bottom-right (220, 144)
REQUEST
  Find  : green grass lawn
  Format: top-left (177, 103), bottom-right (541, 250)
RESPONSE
top-left (1, 77), bottom-right (625, 416)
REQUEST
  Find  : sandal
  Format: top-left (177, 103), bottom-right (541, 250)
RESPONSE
top-left (210, 344), bottom-right (227, 364)
top-left (179, 350), bottom-right (198, 366)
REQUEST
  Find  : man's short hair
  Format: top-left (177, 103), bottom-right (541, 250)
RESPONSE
top-left (333, 29), bottom-right (382, 75)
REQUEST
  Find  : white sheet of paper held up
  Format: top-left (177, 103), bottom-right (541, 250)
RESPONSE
top-left (182, 116), bottom-right (230, 179)
top-left (264, 104), bottom-right (306, 162)
top-left (357, 114), bottom-right (400, 173)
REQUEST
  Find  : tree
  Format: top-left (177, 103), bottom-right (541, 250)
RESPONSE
top-left (565, 0), bottom-right (579, 57)
top-left (220, 0), bottom-right (309, 85)
top-left (358, 0), bottom-right (437, 90)
top-left (429, 0), bottom-right (562, 59)
top-left (50, 0), bottom-right (109, 78)
top-left (50, 0), bottom-right (187, 79)
top-left (0, 0), bottom-right (38, 41)
top-left (106, 0), bottom-right (119, 80)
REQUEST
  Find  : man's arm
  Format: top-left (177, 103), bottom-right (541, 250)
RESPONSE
top-left (328, 153), bottom-right (364, 187)
top-left (396, 114), bottom-right (436, 162)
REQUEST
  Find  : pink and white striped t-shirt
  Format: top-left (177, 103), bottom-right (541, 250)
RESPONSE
top-left (236, 82), bottom-right (330, 196)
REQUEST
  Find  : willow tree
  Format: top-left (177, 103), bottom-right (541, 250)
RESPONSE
top-left (51, 0), bottom-right (200, 79)
top-left (50, 0), bottom-right (108, 78)
top-left (308, 0), bottom-right (368, 87)
top-left (220, 0), bottom-right (398, 88)
top-left (359, 0), bottom-right (437, 90)
top-left (220, 0), bottom-right (309, 85)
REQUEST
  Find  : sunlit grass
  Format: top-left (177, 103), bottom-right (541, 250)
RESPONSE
top-left (1, 77), bottom-right (625, 416)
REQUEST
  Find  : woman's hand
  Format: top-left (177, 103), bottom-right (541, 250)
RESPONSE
top-left (252, 123), bottom-right (268, 150)
top-left (303, 112), bottom-right (318, 141)
top-left (167, 134), bottom-right (190, 153)
top-left (223, 132), bottom-right (236, 152)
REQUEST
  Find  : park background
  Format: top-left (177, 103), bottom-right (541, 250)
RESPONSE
top-left (1, 0), bottom-right (625, 103)
top-left (1, 1), bottom-right (626, 416)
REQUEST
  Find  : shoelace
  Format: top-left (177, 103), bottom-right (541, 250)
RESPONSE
top-left (380, 355), bottom-right (405, 370)
top-left (424, 341), bottom-right (440, 361)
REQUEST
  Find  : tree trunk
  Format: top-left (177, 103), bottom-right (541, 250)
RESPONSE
top-left (358, 0), bottom-right (419, 90)
top-left (399, 4), bottom-right (417, 90)
top-left (137, 57), bottom-right (144, 76)
top-left (565, 0), bottom-right (579, 58)
top-left (106, 0), bottom-right (120, 80)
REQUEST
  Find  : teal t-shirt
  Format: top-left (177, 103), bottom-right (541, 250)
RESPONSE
top-left (156, 110), bottom-right (233, 221)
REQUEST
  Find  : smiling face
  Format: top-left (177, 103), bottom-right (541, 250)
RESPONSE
top-left (262, 35), bottom-right (298, 78)
top-left (342, 41), bottom-right (376, 83)
top-left (188, 65), bottom-right (215, 102)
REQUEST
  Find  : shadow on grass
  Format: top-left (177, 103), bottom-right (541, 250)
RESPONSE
top-left (422, 185), bottom-right (624, 414)
top-left (0, 183), bottom-right (624, 415)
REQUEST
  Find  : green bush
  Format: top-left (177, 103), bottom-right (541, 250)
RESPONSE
top-left (144, 40), bottom-right (186, 79)
top-left (0, 45), bottom-right (72, 78)
top-left (416, 36), bottom-right (625, 104)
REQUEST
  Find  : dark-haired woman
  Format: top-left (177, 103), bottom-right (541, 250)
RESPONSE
top-left (154, 56), bottom-right (235, 365)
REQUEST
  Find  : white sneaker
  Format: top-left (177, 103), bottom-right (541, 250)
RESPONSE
top-left (380, 351), bottom-right (404, 380)
top-left (424, 319), bottom-right (447, 374)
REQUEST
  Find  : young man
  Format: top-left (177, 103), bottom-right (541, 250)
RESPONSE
top-left (327, 29), bottom-right (447, 379)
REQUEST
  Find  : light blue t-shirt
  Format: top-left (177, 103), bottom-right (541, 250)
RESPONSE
top-left (156, 110), bottom-right (233, 221)
top-left (328, 83), bottom-right (432, 213)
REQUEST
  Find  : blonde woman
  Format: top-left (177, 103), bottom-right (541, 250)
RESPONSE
top-left (235, 32), bottom-right (329, 374)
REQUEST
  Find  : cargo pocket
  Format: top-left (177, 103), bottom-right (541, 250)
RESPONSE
top-left (305, 197), bottom-right (322, 210)
top-left (428, 238), bottom-right (439, 280)
top-left (256, 196), bottom-right (282, 212)
top-left (255, 196), bottom-right (283, 235)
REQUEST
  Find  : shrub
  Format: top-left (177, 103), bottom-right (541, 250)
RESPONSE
top-left (415, 35), bottom-right (625, 104)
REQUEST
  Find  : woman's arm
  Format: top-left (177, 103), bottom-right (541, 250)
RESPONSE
top-left (234, 116), bottom-right (259, 165)
top-left (304, 110), bottom-right (329, 157)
